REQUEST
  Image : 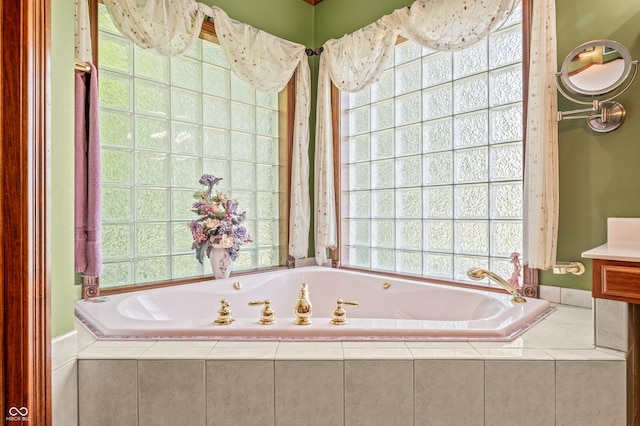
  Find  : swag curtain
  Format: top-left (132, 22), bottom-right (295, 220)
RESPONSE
top-left (75, 0), bottom-right (93, 61)
top-left (207, 7), bottom-right (311, 259)
top-left (103, 0), bottom-right (311, 259)
top-left (523, 0), bottom-right (558, 270)
top-left (314, 0), bottom-right (559, 270)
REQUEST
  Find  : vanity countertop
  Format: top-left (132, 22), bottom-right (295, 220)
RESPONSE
top-left (582, 242), bottom-right (640, 262)
top-left (582, 218), bottom-right (640, 262)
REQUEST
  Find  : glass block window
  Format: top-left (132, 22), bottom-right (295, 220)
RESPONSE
top-left (340, 2), bottom-right (523, 286)
top-left (98, 4), bottom-right (285, 288)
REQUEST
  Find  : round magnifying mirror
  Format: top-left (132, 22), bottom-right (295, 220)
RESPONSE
top-left (560, 40), bottom-right (632, 97)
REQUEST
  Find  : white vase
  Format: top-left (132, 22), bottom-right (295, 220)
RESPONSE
top-left (209, 244), bottom-right (233, 279)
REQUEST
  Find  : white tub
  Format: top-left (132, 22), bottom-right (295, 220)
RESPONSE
top-left (75, 266), bottom-right (552, 341)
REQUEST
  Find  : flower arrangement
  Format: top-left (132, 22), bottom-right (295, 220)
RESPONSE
top-left (190, 174), bottom-right (252, 264)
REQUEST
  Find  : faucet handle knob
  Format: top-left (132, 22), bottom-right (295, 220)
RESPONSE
top-left (213, 299), bottom-right (234, 325)
top-left (331, 299), bottom-right (359, 325)
top-left (248, 300), bottom-right (276, 325)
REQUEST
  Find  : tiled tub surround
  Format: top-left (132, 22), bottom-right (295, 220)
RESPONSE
top-left (73, 305), bottom-right (631, 426)
top-left (75, 266), bottom-right (551, 340)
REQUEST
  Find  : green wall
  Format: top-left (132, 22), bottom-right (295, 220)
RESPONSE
top-left (314, 0), bottom-right (412, 44)
top-left (51, 0), bottom-right (81, 337)
top-left (203, 0), bottom-right (314, 47)
top-left (545, 0), bottom-right (640, 290)
top-left (50, 0), bottom-right (640, 336)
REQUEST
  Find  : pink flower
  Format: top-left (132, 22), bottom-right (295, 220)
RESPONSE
top-left (193, 230), bottom-right (208, 243)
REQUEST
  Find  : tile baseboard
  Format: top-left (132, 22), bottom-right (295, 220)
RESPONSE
top-left (539, 285), bottom-right (593, 309)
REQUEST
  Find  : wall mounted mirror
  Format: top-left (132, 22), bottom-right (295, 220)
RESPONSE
top-left (556, 40), bottom-right (638, 133)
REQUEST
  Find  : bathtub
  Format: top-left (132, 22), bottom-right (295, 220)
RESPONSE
top-left (75, 266), bottom-right (552, 341)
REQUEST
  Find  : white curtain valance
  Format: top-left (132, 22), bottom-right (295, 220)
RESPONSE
top-left (103, 0), bottom-right (311, 259)
top-left (385, 0), bottom-right (516, 52)
top-left (103, 0), bottom-right (206, 56)
top-left (315, 0), bottom-right (557, 268)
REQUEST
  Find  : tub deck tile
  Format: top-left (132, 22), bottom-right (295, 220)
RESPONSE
top-left (522, 318), bottom-right (594, 349)
top-left (139, 341), bottom-right (217, 359)
top-left (343, 347), bottom-right (413, 360)
top-left (485, 360), bottom-right (556, 426)
top-left (544, 348), bottom-right (627, 360)
top-left (207, 346), bottom-right (278, 360)
top-left (275, 360), bottom-right (344, 426)
top-left (78, 346), bottom-right (150, 360)
top-left (214, 340), bottom-right (279, 348)
top-left (473, 347), bottom-right (554, 360)
top-left (415, 359), bottom-right (484, 426)
top-left (405, 341), bottom-right (476, 349)
top-left (409, 347), bottom-right (482, 359)
top-left (275, 346), bottom-right (344, 360)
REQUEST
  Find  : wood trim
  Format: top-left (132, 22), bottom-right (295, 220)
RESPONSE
top-left (201, 19), bottom-right (219, 44)
top-left (279, 77), bottom-right (296, 267)
top-left (89, 0), bottom-right (99, 65)
top-left (522, 0), bottom-right (531, 172)
top-left (331, 83), bottom-right (341, 268)
top-left (522, 264), bottom-right (539, 298)
top-left (1, 0), bottom-right (51, 424)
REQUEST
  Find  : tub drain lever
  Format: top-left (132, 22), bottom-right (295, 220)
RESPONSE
top-left (213, 299), bottom-right (235, 325)
top-left (248, 299), bottom-right (276, 325)
top-left (330, 299), bottom-right (359, 325)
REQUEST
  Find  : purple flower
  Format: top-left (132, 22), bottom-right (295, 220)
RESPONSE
top-left (189, 220), bottom-right (202, 232)
top-left (228, 245), bottom-right (240, 261)
top-left (199, 174), bottom-right (222, 186)
top-left (233, 226), bottom-right (248, 241)
top-left (226, 199), bottom-right (237, 213)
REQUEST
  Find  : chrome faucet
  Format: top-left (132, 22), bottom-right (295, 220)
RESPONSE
top-left (467, 268), bottom-right (527, 303)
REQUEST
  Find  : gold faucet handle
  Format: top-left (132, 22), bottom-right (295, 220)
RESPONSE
top-left (331, 299), bottom-right (359, 325)
top-left (248, 300), bottom-right (276, 325)
top-left (214, 299), bottom-right (234, 325)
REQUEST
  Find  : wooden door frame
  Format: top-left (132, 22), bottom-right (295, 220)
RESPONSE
top-left (1, 0), bottom-right (52, 425)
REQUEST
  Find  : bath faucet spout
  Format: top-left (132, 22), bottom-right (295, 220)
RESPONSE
top-left (467, 268), bottom-right (527, 303)
top-left (294, 283), bottom-right (312, 325)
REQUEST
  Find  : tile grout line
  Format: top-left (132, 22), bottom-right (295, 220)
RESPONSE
top-left (412, 358), bottom-right (416, 426)
top-left (343, 358), bottom-right (347, 426)
top-left (204, 357), bottom-right (208, 425)
top-left (136, 360), bottom-right (140, 426)
top-left (483, 359), bottom-right (486, 426)
top-left (273, 350), bottom-right (277, 426)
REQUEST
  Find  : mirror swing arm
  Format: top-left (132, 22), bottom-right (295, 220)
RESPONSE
top-left (556, 39), bottom-right (638, 133)
top-left (555, 64), bottom-right (638, 132)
